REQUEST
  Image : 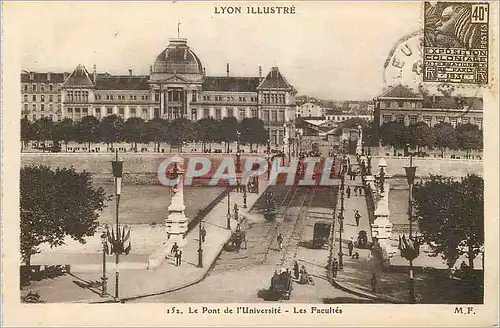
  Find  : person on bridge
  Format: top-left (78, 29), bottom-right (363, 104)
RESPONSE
top-left (347, 239), bottom-right (354, 256)
top-left (354, 210), bottom-right (361, 227)
top-left (332, 258), bottom-right (339, 278)
top-left (170, 242), bottom-right (179, 255)
top-left (174, 248), bottom-right (182, 266)
top-left (293, 261), bottom-right (300, 279)
top-left (277, 233), bottom-right (284, 251)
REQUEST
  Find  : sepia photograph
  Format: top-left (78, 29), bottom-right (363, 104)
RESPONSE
top-left (1, 1), bottom-right (498, 327)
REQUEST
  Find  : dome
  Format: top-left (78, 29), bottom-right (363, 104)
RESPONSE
top-left (153, 38), bottom-right (203, 75)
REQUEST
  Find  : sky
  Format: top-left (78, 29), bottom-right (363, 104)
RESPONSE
top-left (10, 1), bottom-right (421, 101)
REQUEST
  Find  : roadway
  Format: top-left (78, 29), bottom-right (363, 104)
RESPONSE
top-left (129, 158), bottom-right (371, 303)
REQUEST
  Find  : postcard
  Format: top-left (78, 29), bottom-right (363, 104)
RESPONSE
top-left (1, 1), bottom-right (498, 326)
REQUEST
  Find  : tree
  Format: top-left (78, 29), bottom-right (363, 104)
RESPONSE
top-left (122, 117), bottom-right (146, 152)
top-left (145, 118), bottom-right (168, 152)
top-left (33, 118), bottom-right (55, 151)
top-left (195, 117), bottom-right (219, 152)
top-left (167, 118), bottom-right (197, 152)
top-left (433, 122), bottom-right (458, 157)
top-left (457, 123), bottom-right (483, 158)
top-left (408, 121), bottom-right (435, 151)
top-left (99, 114), bottom-right (123, 148)
top-left (379, 121), bottom-right (411, 153)
top-left (53, 118), bottom-right (76, 152)
top-left (20, 165), bottom-right (108, 267)
top-left (21, 118), bottom-right (35, 152)
top-left (219, 117), bottom-right (239, 152)
top-left (413, 174), bottom-right (484, 269)
top-left (76, 116), bottom-right (101, 152)
top-left (240, 118), bottom-right (268, 151)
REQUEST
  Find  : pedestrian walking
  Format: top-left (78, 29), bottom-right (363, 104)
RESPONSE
top-left (346, 186), bottom-right (351, 198)
top-left (293, 261), bottom-right (300, 279)
top-left (358, 186), bottom-right (363, 196)
top-left (175, 249), bottom-right (182, 266)
top-left (347, 240), bottom-right (354, 257)
top-left (201, 226), bottom-right (207, 243)
top-left (277, 233), bottom-right (284, 251)
top-left (354, 185), bottom-right (358, 196)
top-left (170, 242), bottom-right (179, 255)
top-left (332, 258), bottom-right (339, 278)
top-left (354, 210), bottom-right (361, 227)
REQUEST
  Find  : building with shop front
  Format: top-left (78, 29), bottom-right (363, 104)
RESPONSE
top-left (373, 85), bottom-right (483, 130)
top-left (21, 36), bottom-right (297, 147)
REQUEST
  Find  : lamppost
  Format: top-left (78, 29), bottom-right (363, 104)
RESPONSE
top-left (108, 150), bottom-right (131, 301)
top-left (367, 152), bottom-right (372, 176)
top-left (378, 158), bottom-right (387, 194)
top-left (266, 138), bottom-right (271, 180)
top-left (338, 168), bottom-right (346, 270)
top-left (402, 154), bottom-right (418, 303)
top-left (197, 221), bottom-right (204, 268)
top-left (100, 229), bottom-right (108, 297)
top-left (236, 131), bottom-right (247, 208)
top-left (226, 191), bottom-right (231, 230)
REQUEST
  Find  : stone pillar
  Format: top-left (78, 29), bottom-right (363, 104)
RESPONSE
top-left (165, 165), bottom-right (188, 248)
top-left (356, 124), bottom-right (363, 155)
top-left (371, 182), bottom-right (395, 269)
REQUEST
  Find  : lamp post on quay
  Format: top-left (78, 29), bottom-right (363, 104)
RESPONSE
top-left (236, 131), bottom-right (247, 208)
top-left (367, 150), bottom-right (372, 176)
top-left (197, 220), bottom-right (204, 268)
top-left (226, 191), bottom-right (231, 230)
top-left (400, 154), bottom-right (419, 303)
top-left (338, 168), bottom-right (346, 270)
top-left (108, 150), bottom-right (131, 301)
top-left (266, 138), bottom-right (271, 180)
top-left (100, 229), bottom-right (108, 297)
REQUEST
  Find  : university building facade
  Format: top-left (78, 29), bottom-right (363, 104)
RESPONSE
top-left (373, 85), bottom-right (483, 130)
top-left (21, 37), bottom-right (297, 146)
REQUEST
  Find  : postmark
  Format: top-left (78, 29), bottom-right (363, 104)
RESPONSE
top-left (423, 2), bottom-right (489, 85)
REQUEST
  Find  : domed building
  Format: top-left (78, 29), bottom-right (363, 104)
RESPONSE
top-left (21, 35), bottom-right (298, 148)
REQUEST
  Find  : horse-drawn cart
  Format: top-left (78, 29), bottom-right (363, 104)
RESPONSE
top-left (268, 270), bottom-right (293, 301)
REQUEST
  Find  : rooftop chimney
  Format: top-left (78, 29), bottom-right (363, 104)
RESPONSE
top-left (29, 72), bottom-right (34, 80)
top-left (150, 65), bottom-right (153, 74)
top-left (93, 64), bottom-right (97, 83)
top-left (204, 67), bottom-right (206, 76)
top-left (258, 66), bottom-right (262, 81)
top-left (47, 72), bottom-right (51, 82)
top-left (129, 69), bottom-right (133, 76)
top-left (227, 63), bottom-right (230, 77)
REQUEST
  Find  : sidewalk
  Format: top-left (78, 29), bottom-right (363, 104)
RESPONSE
top-left (330, 174), bottom-right (398, 302)
top-left (21, 177), bottom-right (270, 303)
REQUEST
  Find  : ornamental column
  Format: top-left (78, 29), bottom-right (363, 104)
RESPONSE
top-left (165, 163), bottom-right (188, 248)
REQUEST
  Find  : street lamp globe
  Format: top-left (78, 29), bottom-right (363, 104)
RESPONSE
top-left (378, 157), bottom-right (388, 169)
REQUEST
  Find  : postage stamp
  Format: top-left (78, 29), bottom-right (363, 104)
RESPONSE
top-left (423, 2), bottom-right (490, 85)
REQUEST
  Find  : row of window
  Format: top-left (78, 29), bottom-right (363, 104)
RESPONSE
top-left (382, 115), bottom-right (482, 129)
top-left (30, 114), bottom-right (59, 121)
top-left (262, 93), bottom-right (286, 105)
top-left (268, 129), bottom-right (285, 145)
top-left (24, 103), bottom-right (60, 112)
top-left (66, 90), bottom-right (90, 103)
top-left (95, 94), bottom-right (150, 101)
top-left (380, 101), bottom-right (420, 109)
top-left (24, 94), bottom-right (61, 102)
top-left (189, 108), bottom-right (260, 121)
top-left (23, 83), bottom-right (61, 93)
top-left (201, 95), bottom-right (258, 102)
